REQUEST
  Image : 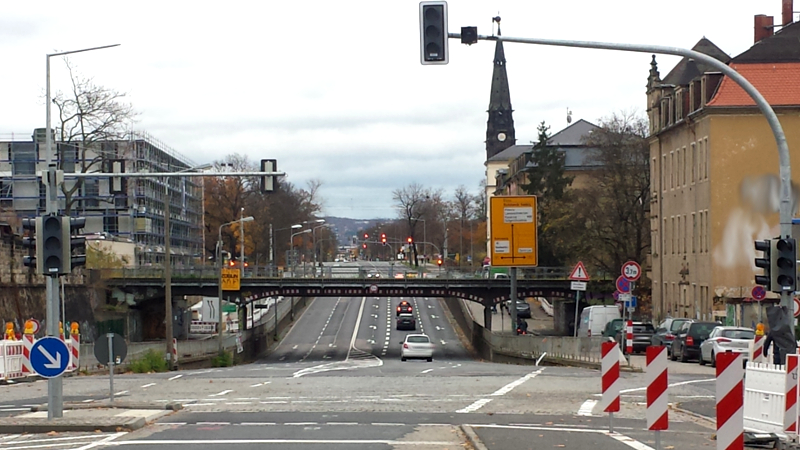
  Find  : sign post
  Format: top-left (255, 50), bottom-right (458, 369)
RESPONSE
top-left (30, 337), bottom-right (70, 379)
top-left (621, 261), bottom-right (641, 321)
top-left (570, 261), bottom-right (590, 337)
top-left (93, 333), bottom-right (127, 402)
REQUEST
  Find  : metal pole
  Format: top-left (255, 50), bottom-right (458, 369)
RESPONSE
top-left (269, 224), bottom-right (274, 276)
top-left (274, 295), bottom-right (279, 341)
top-left (510, 267), bottom-right (518, 332)
top-left (217, 229), bottom-right (224, 352)
top-left (107, 333), bottom-right (115, 403)
top-left (460, 31), bottom-right (793, 315)
top-left (312, 227), bottom-right (317, 278)
top-left (573, 290), bottom-right (581, 337)
top-left (240, 208), bottom-right (245, 273)
top-left (165, 178), bottom-right (174, 369)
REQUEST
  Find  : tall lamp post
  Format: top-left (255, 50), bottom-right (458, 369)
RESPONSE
top-left (217, 216), bottom-right (254, 352)
top-left (312, 222), bottom-right (330, 277)
top-left (412, 218), bottom-right (426, 265)
top-left (44, 43), bottom-right (119, 420)
top-left (271, 224), bottom-right (301, 275)
top-left (290, 228), bottom-right (312, 277)
top-left (164, 163), bottom-right (211, 370)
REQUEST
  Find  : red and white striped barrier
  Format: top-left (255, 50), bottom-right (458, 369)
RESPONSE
top-left (646, 346), bottom-right (669, 430)
top-left (751, 335), bottom-right (765, 363)
top-left (21, 333), bottom-right (34, 376)
top-left (172, 338), bottom-right (178, 362)
top-left (600, 341), bottom-right (620, 413)
top-left (785, 354), bottom-right (799, 438)
top-left (0, 341), bottom-right (25, 381)
top-left (626, 320), bottom-right (633, 354)
top-left (70, 332), bottom-right (80, 371)
top-left (717, 351), bottom-right (744, 450)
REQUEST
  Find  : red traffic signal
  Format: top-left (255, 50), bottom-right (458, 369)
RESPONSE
top-left (437, 258), bottom-right (443, 266)
top-left (363, 233), bottom-right (369, 239)
top-left (362, 243), bottom-right (367, 249)
top-left (381, 233), bottom-right (387, 244)
top-left (407, 237), bottom-right (413, 243)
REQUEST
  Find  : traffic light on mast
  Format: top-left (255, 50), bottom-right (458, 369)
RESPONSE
top-left (773, 237), bottom-right (797, 292)
top-left (407, 237), bottom-right (413, 244)
top-left (754, 239), bottom-right (772, 291)
top-left (419, 1), bottom-right (449, 65)
top-left (381, 233), bottom-right (387, 245)
top-left (21, 217), bottom-right (39, 271)
top-left (437, 258), bottom-right (443, 267)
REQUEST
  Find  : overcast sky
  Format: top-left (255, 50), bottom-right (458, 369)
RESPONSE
top-left (1, 1), bottom-right (790, 219)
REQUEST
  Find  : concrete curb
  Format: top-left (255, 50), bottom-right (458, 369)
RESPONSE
top-left (460, 424), bottom-right (489, 450)
top-left (0, 416), bottom-right (147, 433)
top-left (29, 401), bottom-right (183, 412)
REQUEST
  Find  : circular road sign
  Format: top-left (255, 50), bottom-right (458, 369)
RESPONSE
top-left (369, 285), bottom-right (378, 294)
top-left (795, 297), bottom-right (800, 318)
top-left (616, 276), bottom-right (631, 293)
top-left (621, 261), bottom-right (642, 282)
top-left (751, 286), bottom-right (767, 301)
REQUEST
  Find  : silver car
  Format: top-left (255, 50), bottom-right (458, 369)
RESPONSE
top-left (400, 334), bottom-right (434, 362)
top-left (699, 326), bottom-right (754, 367)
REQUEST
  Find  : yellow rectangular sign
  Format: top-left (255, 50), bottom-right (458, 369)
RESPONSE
top-left (221, 268), bottom-right (241, 291)
top-left (489, 195), bottom-right (538, 267)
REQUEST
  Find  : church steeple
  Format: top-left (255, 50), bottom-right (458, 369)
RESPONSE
top-left (486, 19), bottom-right (515, 160)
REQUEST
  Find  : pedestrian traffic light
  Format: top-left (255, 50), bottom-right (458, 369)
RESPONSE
top-left (21, 217), bottom-right (39, 272)
top-left (754, 239), bottom-right (772, 290)
top-left (40, 214), bottom-right (64, 276)
top-left (381, 233), bottom-right (387, 245)
top-left (260, 159), bottom-right (276, 193)
top-left (419, 1), bottom-right (449, 65)
top-left (773, 237), bottom-right (796, 291)
top-left (64, 217), bottom-right (87, 272)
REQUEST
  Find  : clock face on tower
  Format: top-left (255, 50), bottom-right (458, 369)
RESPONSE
top-left (497, 132), bottom-right (507, 142)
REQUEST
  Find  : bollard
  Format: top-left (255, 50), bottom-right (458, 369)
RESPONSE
top-left (70, 322), bottom-right (80, 371)
top-left (716, 351), bottom-right (744, 450)
top-left (600, 341), bottom-right (620, 432)
top-left (647, 346), bottom-right (669, 450)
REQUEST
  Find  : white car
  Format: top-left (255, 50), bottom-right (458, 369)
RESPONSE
top-left (400, 334), bottom-right (434, 362)
top-left (699, 326), bottom-right (754, 367)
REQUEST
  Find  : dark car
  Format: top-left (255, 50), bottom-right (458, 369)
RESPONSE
top-left (505, 300), bottom-right (532, 319)
top-left (396, 300), bottom-right (413, 316)
top-left (396, 313), bottom-right (416, 331)
top-left (651, 318), bottom-right (693, 355)
top-left (615, 322), bottom-right (656, 354)
top-left (671, 321), bottom-right (719, 362)
top-left (603, 318), bottom-right (625, 338)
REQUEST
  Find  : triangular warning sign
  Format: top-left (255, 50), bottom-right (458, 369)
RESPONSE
top-left (569, 261), bottom-right (590, 281)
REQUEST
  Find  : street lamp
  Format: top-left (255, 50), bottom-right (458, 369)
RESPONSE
top-left (412, 218), bottom-right (426, 265)
top-left (270, 224), bottom-right (301, 275)
top-left (290, 228), bottom-right (312, 277)
top-left (312, 222), bottom-right (330, 277)
top-left (217, 216), bottom-right (254, 352)
top-left (44, 43), bottom-right (119, 420)
top-left (164, 163), bottom-right (211, 370)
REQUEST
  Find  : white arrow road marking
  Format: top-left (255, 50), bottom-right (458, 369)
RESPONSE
top-left (440, 340), bottom-right (446, 345)
top-left (38, 346), bottom-right (62, 369)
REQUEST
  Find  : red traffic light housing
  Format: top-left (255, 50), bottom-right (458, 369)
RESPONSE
top-left (362, 243), bottom-right (367, 249)
top-left (437, 258), bottom-right (443, 266)
top-left (363, 233), bottom-right (369, 239)
top-left (381, 233), bottom-right (387, 244)
top-left (407, 237), bottom-right (413, 244)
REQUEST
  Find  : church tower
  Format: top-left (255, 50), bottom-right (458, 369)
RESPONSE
top-left (485, 23), bottom-right (516, 160)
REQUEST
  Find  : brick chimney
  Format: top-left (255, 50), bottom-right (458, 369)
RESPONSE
top-left (754, 14), bottom-right (774, 43)
top-left (783, 0), bottom-right (794, 25)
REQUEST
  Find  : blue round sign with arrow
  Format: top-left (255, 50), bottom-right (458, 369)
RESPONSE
top-left (30, 337), bottom-right (70, 378)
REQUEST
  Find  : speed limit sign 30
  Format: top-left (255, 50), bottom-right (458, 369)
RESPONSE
top-left (621, 261), bottom-right (641, 282)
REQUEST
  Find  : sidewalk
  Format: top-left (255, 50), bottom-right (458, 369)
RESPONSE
top-left (0, 401), bottom-right (178, 433)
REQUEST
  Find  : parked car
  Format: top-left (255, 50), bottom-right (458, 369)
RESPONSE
top-left (699, 326), bottom-right (754, 367)
top-left (671, 321), bottom-right (719, 362)
top-left (396, 313), bottom-right (416, 331)
top-left (602, 318), bottom-right (624, 338)
top-left (505, 300), bottom-right (532, 319)
top-left (615, 322), bottom-right (656, 354)
top-left (400, 334), bottom-right (434, 362)
top-left (577, 305), bottom-right (621, 338)
top-left (651, 318), bottom-right (693, 355)
top-left (396, 300), bottom-right (413, 316)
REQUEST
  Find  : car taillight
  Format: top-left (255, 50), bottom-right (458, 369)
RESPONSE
top-left (686, 336), bottom-right (694, 346)
top-left (716, 338), bottom-right (731, 343)
top-left (408, 307), bottom-right (412, 312)
top-left (587, 330), bottom-right (591, 337)
top-left (397, 307), bottom-right (400, 312)
top-left (403, 343), bottom-right (409, 349)
top-left (665, 334), bottom-right (675, 340)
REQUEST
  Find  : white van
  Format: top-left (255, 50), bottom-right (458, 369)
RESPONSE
top-left (577, 305), bottom-right (621, 338)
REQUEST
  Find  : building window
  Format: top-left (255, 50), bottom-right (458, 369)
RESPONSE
top-left (103, 213), bottom-right (119, 234)
top-left (703, 137), bottom-right (709, 179)
top-left (58, 144), bottom-right (78, 173)
top-left (670, 151), bottom-right (675, 189)
top-left (662, 155), bottom-right (667, 192)
top-left (0, 180), bottom-right (11, 208)
top-left (663, 218), bottom-right (668, 256)
top-left (671, 216), bottom-right (676, 254)
top-left (11, 142), bottom-right (37, 175)
top-left (704, 210), bottom-right (709, 252)
top-left (83, 178), bottom-right (100, 208)
top-left (692, 213), bottom-right (697, 253)
top-left (691, 142), bottom-right (696, 184)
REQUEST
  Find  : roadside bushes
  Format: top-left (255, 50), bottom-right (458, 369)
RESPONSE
top-left (128, 349), bottom-right (169, 373)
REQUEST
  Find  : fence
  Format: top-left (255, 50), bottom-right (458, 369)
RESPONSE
top-left (744, 361), bottom-right (789, 434)
top-left (0, 340), bottom-right (24, 381)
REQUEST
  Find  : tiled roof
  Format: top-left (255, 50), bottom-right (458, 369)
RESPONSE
top-left (706, 62), bottom-right (800, 107)
top-left (733, 21), bottom-right (800, 63)
top-left (662, 38), bottom-right (730, 86)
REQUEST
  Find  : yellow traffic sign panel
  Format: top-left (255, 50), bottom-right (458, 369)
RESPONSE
top-left (221, 268), bottom-right (241, 291)
top-left (489, 195), bottom-right (538, 267)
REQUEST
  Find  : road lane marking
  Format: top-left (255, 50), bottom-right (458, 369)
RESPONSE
top-left (197, 422), bottom-right (231, 425)
top-left (249, 382), bottom-right (271, 387)
top-left (82, 399), bottom-right (95, 403)
top-left (209, 390), bottom-right (233, 397)
top-left (491, 369), bottom-right (544, 396)
top-left (456, 398), bottom-right (492, 413)
top-left (184, 403), bottom-right (216, 406)
top-left (619, 378), bottom-right (715, 394)
top-left (109, 439), bottom-right (457, 445)
top-left (236, 422), bottom-right (276, 426)
top-left (578, 399), bottom-right (597, 416)
top-left (141, 383), bottom-right (156, 389)
top-left (421, 368), bottom-right (434, 374)
top-left (168, 374), bottom-right (183, 381)
top-left (114, 390), bottom-right (129, 396)
top-left (467, 424), bottom-right (654, 450)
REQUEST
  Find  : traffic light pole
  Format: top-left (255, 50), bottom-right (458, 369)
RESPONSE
top-left (449, 30), bottom-right (794, 321)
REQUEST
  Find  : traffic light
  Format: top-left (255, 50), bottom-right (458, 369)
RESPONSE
top-left (461, 26), bottom-right (478, 45)
top-left (773, 237), bottom-right (796, 291)
top-left (21, 217), bottom-right (39, 271)
top-left (362, 243), bottom-right (367, 249)
top-left (754, 239), bottom-right (772, 290)
top-left (260, 159), bottom-right (276, 193)
top-left (407, 237), bottom-right (413, 244)
top-left (381, 233), bottom-right (387, 245)
top-left (437, 258), bottom-right (443, 267)
top-left (364, 233), bottom-right (369, 239)
top-left (40, 214), bottom-right (65, 276)
top-left (64, 217), bottom-right (87, 272)
top-left (419, 1), bottom-right (449, 65)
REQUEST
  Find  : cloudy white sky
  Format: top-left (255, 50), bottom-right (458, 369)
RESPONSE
top-left (1, 1), bottom-right (791, 219)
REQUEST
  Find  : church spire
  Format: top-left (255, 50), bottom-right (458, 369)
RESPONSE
top-left (486, 17), bottom-right (515, 160)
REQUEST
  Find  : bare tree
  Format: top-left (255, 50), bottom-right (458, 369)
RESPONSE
top-left (52, 58), bottom-right (137, 214)
top-left (453, 185), bottom-right (477, 266)
top-left (393, 183), bottom-right (439, 267)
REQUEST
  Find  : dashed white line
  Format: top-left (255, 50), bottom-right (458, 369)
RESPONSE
top-left (209, 390), bottom-right (233, 397)
top-left (114, 390), bottom-right (129, 396)
top-left (578, 399), bottom-right (597, 416)
top-left (456, 398), bottom-right (492, 413)
top-left (141, 383), bottom-right (156, 389)
top-left (168, 374), bottom-right (183, 381)
top-left (421, 368), bottom-right (434, 374)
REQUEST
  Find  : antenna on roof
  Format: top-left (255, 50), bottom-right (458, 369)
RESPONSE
top-left (566, 108), bottom-right (573, 124)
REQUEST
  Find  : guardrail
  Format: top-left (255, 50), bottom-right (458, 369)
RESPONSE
top-left (538, 297), bottom-right (554, 317)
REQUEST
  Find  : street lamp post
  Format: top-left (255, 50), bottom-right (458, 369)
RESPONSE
top-left (290, 229), bottom-right (312, 277)
top-left (412, 218), bottom-right (426, 266)
top-left (217, 216), bottom-right (254, 352)
top-left (44, 43), bottom-right (119, 420)
top-left (271, 224), bottom-right (301, 276)
top-left (312, 222), bottom-right (329, 277)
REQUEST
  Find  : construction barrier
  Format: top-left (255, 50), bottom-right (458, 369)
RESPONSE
top-left (172, 338), bottom-right (178, 362)
top-left (717, 351), bottom-right (744, 450)
top-left (786, 354), bottom-right (799, 438)
top-left (70, 323), bottom-right (80, 371)
top-left (744, 361), bottom-right (786, 433)
top-left (625, 320), bottom-right (633, 354)
top-left (21, 332), bottom-right (34, 376)
top-left (751, 334), bottom-right (765, 364)
top-left (599, 341), bottom-right (620, 413)
top-left (0, 340), bottom-right (24, 381)
top-left (646, 346), bottom-right (669, 430)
